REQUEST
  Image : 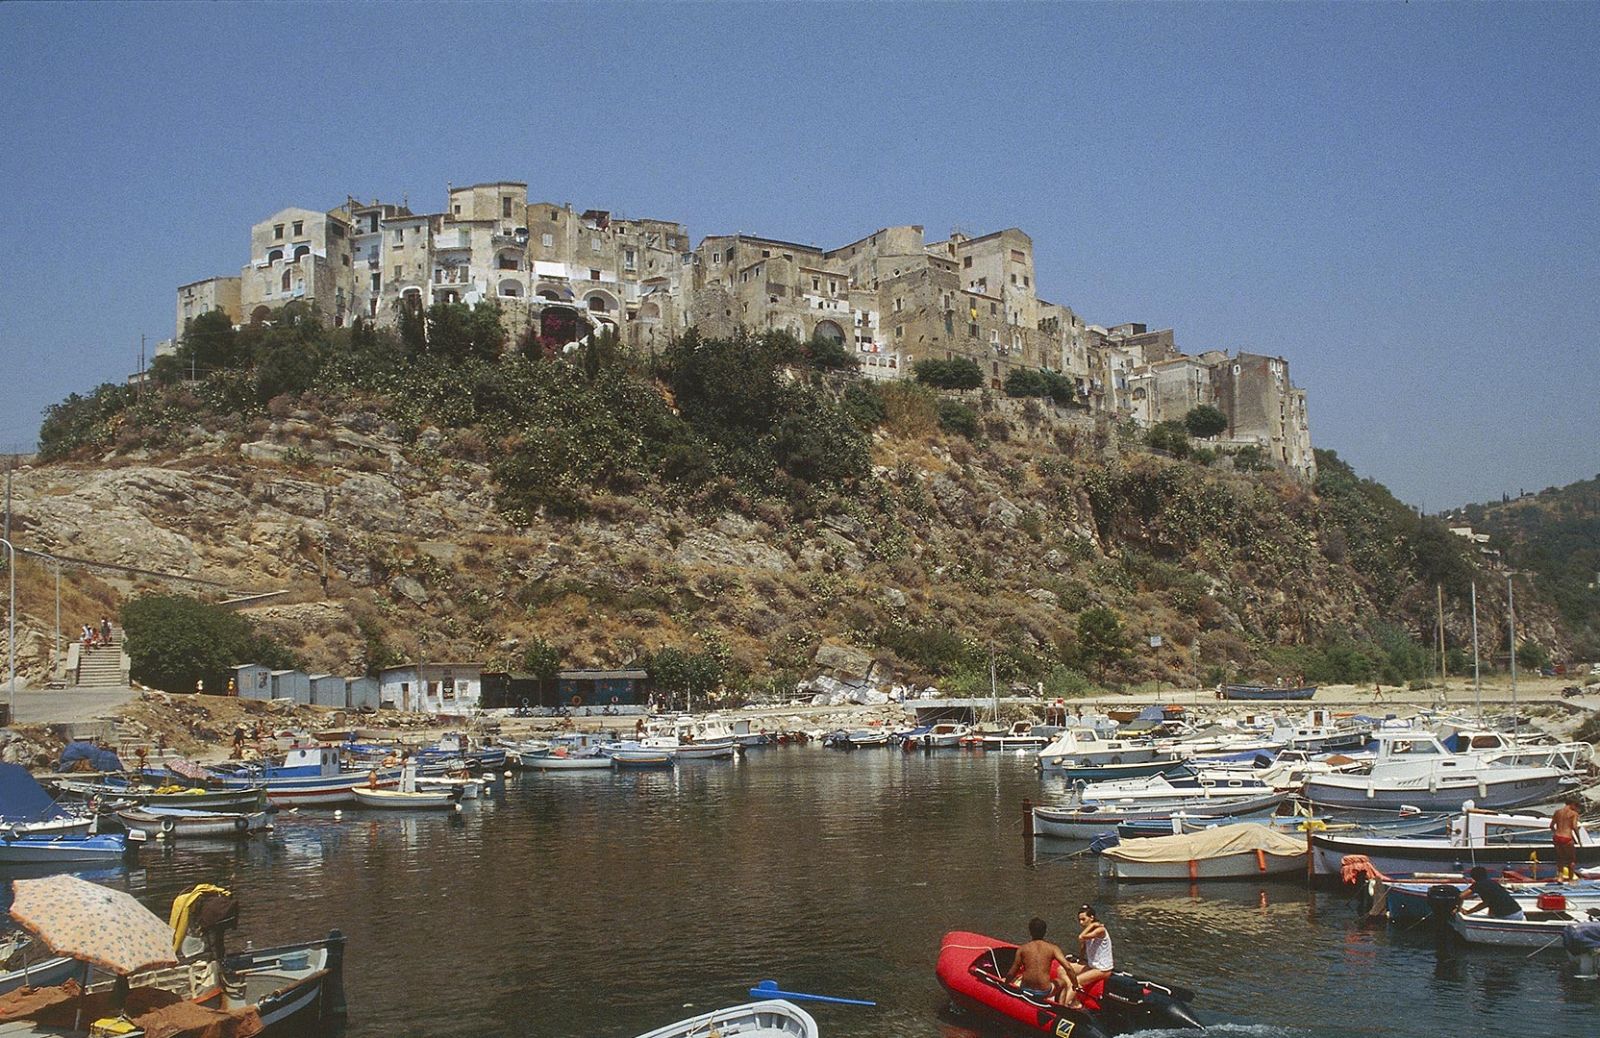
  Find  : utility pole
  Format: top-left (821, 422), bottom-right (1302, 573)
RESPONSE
top-left (1470, 581), bottom-right (1482, 719)
top-left (1, 538), bottom-right (14, 723)
top-left (1507, 574), bottom-right (1518, 730)
top-left (1436, 583), bottom-right (1446, 683)
top-left (53, 560), bottom-right (60, 674)
top-left (4, 458), bottom-right (11, 547)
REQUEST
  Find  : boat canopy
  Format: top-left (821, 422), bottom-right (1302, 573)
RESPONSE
top-left (0, 763), bottom-right (71, 823)
top-left (1100, 822), bottom-right (1305, 863)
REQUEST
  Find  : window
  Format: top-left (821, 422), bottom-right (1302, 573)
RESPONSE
top-left (368, 214), bottom-right (379, 232)
top-left (962, 256), bottom-right (972, 268)
top-left (1011, 249), bottom-right (1026, 262)
top-left (895, 325), bottom-right (903, 339)
top-left (453, 205), bottom-right (461, 215)
top-left (330, 224), bottom-right (344, 239)
top-left (624, 248), bottom-right (636, 271)
top-left (969, 323), bottom-right (978, 337)
top-left (371, 273), bottom-right (380, 291)
top-left (292, 220), bottom-right (303, 236)
top-left (894, 297), bottom-right (903, 312)
top-left (1023, 275), bottom-right (1030, 288)
top-left (944, 314), bottom-right (953, 333)
top-left (590, 237), bottom-right (601, 253)
top-left (589, 269), bottom-right (600, 280)
top-left (267, 248), bottom-right (283, 264)
top-left (273, 224), bottom-right (284, 239)
top-left (1010, 273), bottom-right (1017, 286)
top-left (990, 302), bottom-right (997, 315)
top-left (341, 253), bottom-right (349, 266)
top-left (812, 277), bottom-right (820, 291)
top-left (393, 228), bottom-right (404, 245)
top-left (293, 245), bottom-right (310, 260)
top-left (828, 280), bottom-right (837, 294)
top-left (550, 209), bottom-right (559, 220)
top-left (541, 233), bottom-right (554, 248)
top-left (394, 266), bottom-right (402, 281)
top-left (761, 250), bottom-right (770, 258)
top-left (503, 197), bottom-right (513, 218)
top-left (281, 269), bottom-right (291, 292)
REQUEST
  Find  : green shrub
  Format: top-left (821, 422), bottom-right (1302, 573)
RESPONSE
top-left (1184, 404), bottom-right (1229, 438)
top-left (914, 357), bottom-right (983, 390)
top-left (1144, 420), bottom-right (1191, 458)
top-left (121, 594), bottom-right (298, 696)
top-left (937, 400), bottom-right (980, 439)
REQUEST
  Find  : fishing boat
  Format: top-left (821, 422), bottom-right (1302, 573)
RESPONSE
top-left (0, 831), bottom-right (140, 865)
top-left (1269, 710), bottom-right (1370, 753)
top-left (1098, 822), bottom-right (1308, 881)
top-left (1311, 806), bottom-right (1600, 877)
top-left (1222, 683), bottom-right (1317, 701)
top-left (1036, 728), bottom-right (1174, 773)
top-left (1033, 789), bottom-right (1290, 840)
top-left (351, 762), bottom-right (460, 810)
top-left (935, 930), bottom-right (1202, 1037)
top-left (633, 999), bottom-right (817, 1038)
top-left (206, 746), bottom-right (400, 807)
top-left (114, 806), bottom-right (271, 839)
top-left (608, 746), bottom-right (676, 768)
top-left (904, 722), bottom-right (971, 749)
top-left (415, 774), bottom-right (485, 798)
top-left (1450, 908), bottom-right (1600, 948)
top-left (1384, 879), bottom-right (1600, 924)
top-left (0, 765), bottom-right (94, 839)
top-left (1303, 732), bottom-right (1575, 812)
top-left (975, 721), bottom-right (1052, 750)
top-left (417, 731), bottom-right (506, 772)
top-left (525, 747), bottom-right (614, 771)
top-left (54, 778), bottom-right (269, 814)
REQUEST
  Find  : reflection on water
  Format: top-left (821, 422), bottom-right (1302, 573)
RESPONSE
top-left (3, 749), bottom-right (1596, 1036)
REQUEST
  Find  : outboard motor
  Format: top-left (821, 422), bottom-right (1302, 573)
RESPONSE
top-left (1102, 973), bottom-right (1204, 1031)
top-left (1425, 883), bottom-right (1462, 927)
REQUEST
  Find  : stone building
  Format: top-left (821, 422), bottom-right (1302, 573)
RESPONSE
top-left (239, 207), bottom-right (356, 327)
top-left (175, 276), bottom-right (241, 340)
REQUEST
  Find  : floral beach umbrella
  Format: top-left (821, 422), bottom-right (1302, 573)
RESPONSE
top-left (9, 876), bottom-right (178, 976)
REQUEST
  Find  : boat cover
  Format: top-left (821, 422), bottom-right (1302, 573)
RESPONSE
top-left (1102, 822), bottom-right (1305, 863)
top-left (0, 763), bottom-right (70, 823)
top-left (56, 741), bottom-right (123, 773)
top-left (1564, 922), bottom-right (1600, 955)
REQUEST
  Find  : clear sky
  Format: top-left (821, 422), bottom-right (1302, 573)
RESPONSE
top-left (2, 2), bottom-right (1596, 508)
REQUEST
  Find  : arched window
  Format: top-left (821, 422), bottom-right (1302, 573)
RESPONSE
top-left (292, 245), bottom-right (310, 261)
top-left (813, 319), bottom-right (845, 344)
top-left (639, 302), bottom-right (661, 320)
top-left (281, 269), bottom-right (292, 292)
top-left (250, 306), bottom-right (271, 325)
top-left (266, 249), bottom-right (283, 264)
top-left (537, 289), bottom-right (562, 301)
top-left (498, 279), bottom-right (523, 297)
top-left (587, 294), bottom-right (611, 312)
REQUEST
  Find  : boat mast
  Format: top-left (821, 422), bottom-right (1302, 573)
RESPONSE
top-left (1507, 574), bottom-right (1517, 731)
top-left (989, 645), bottom-right (998, 724)
top-left (1469, 581), bottom-right (1482, 719)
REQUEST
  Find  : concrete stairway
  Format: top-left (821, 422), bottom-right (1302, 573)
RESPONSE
top-left (74, 629), bottom-right (128, 688)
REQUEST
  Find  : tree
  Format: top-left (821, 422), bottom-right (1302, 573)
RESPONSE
top-left (804, 334), bottom-right (857, 371)
top-left (1074, 607), bottom-right (1130, 680)
top-left (1184, 404), bottom-right (1229, 439)
top-left (519, 637), bottom-right (562, 681)
top-left (121, 594), bottom-right (297, 697)
top-left (913, 357), bottom-right (983, 390)
top-left (644, 646), bottom-right (725, 710)
top-left (937, 399), bottom-right (980, 439)
top-left (1144, 420), bottom-right (1191, 458)
top-left (1003, 369), bottom-right (1049, 398)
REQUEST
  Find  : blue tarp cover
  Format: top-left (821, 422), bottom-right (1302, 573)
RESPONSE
top-left (0, 762), bottom-right (69, 823)
top-left (1564, 922), bottom-right (1600, 955)
top-left (58, 741), bottom-right (124, 774)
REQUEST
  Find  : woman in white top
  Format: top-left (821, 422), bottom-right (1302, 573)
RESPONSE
top-left (1064, 904), bottom-right (1114, 1008)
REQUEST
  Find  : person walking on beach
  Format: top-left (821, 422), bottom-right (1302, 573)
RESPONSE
top-left (1006, 917), bottom-right (1071, 1003)
top-left (1063, 905), bottom-right (1114, 1008)
top-left (1553, 798), bottom-right (1582, 882)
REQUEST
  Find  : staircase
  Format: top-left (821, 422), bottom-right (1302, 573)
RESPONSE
top-left (74, 628), bottom-right (128, 689)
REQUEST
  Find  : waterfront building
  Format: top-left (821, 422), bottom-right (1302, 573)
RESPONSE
top-left (378, 663), bottom-right (484, 714)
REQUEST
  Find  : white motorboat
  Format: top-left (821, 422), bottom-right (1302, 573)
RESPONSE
top-left (633, 1000), bottom-right (817, 1038)
top-left (976, 721), bottom-right (1051, 750)
top-left (1311, 806), bottom-right (1600, 877)
top-left (912, 722), bottom-right (971, 749)
top-left (1451, 909), bottom-right (1600, 948)
top-left (1303, 733), bottom-right (1574, 811)
top-left (1069, 770), bottom-right (1279, 811)
top-left (1032, 789), bottom-right (1290, 840)
top-left (415, 774), bottom-right (486, 798)
top-left (526, 748), bottom-right (614, 771)
top-left (1269, 710), bottom-right (1371, 753)
top-left (1037, 727), bottom-right (1170, 772)
top-left (1098, 822), bottom-right (1309, 881)
top-left (352, 787), bottom-right (460, 810)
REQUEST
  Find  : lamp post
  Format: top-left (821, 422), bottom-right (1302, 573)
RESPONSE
top-left (1, 538), bottom-right (14, 721)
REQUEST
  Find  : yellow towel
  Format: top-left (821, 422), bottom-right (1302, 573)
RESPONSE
top-left (168, 883), bottom-right (231, 952)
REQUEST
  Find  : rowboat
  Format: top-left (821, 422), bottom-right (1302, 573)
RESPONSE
top-left (1451, 909), bottom-right (1600, 948)
top-left (525, 750), bottom-right (614, 771)
top-left (610, 749), bottom-right (675, 768)
top-left (1034, 790), bottom-right (1290, 840)
top-left (1098, 822), bottom-right (1308, 881)
top-left (0, 830), bottom-right (140, 865)
top-left (1222, 684), bottom-right (1317, 701)
top-left (1385, 879), bottom-right (1600, 924)
top-left (55, 778), bottom-right (271, 814)
top-left (633, 1000), bottom-right (817, 1038)
top-left (115, 806), bottom-right (271, 839)
top-left (935, 930), bottom-right (1202, 1037)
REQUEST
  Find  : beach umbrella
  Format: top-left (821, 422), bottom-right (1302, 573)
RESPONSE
top-left (8, 875), bottom-right (178, 976)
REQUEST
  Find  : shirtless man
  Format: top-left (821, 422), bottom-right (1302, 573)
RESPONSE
top-left (1063, 905), bottom-right (1114, 1008)
top-left (1552, 797), bottom-right (1582, 882)
top-left (1006, 916), bottom-right (1071, 1003)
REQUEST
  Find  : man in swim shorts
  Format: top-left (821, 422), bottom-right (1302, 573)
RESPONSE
top-left (1007, 916), bottom-right (1071, 1003)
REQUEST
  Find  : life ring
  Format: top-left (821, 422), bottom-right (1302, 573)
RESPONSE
top-left (161, 817), bottom-right (177, 836)
top-left (570, 695), bottom-right (583, 707)
top-left (520, 698), bottom-right (530, 709)
top-left (610, 696), bottom-right (619, 705)
top-left (1110, 755), bottom-right (1124, 765)
top-left (233, 816), bottom-right (248, 833)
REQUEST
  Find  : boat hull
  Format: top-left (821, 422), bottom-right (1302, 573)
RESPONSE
top-left (1100, 848), bottom-right (1306, 881)
top-left (634, 1000), bottom-right (817, 1038)
top-left (0, 832), bottom-right (133, 864)
top-left (116, 808), bottom-right (270, 838)
top-left (1312, 831), bottom-right (1600, 877)
top-left (1451, 911), bottom-right (1589, 948)
top-left (1223, 685), bottom-right (1317, 701)
top-left (351, 788), bottom-right (459, 810)
top-left (1304, 773), bottom-right (1571, 812)
top-left (213, 770), bottom-right (400, 806)
top-left (526, 755), bottom-right (614, 771)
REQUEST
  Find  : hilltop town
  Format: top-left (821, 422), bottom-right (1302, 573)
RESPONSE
top-left (173, 180), bottom-right (1315, 480)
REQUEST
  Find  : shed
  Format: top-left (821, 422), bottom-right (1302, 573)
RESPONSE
top-left (308, 674), bottom-right (345, 708)
top-left (557, 669), bottom-right (648, 708)
top-left (346, 676), bottom-right (380, 711)
top-left (233, 664), bottom-right (272, 702)
top-left (269, 669), bottom-right (311, 704)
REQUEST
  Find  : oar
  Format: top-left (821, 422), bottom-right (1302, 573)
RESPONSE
top-left (749, 980), bottom-right (876, 1006)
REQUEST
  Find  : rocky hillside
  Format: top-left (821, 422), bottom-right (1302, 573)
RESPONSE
top-left (6, 317), bottom-right (1564, 698)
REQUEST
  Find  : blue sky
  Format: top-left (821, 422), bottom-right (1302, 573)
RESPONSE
top-left (2, 2), bottom-right (1595, 508)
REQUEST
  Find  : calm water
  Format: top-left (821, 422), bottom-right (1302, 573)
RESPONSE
top-left (32, 749), bottom-right (1600, 1036)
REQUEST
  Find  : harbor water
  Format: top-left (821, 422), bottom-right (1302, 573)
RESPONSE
top-left (49, 747), bottom-right (1600, 1036)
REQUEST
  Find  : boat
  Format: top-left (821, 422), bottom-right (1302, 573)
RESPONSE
top-left (1222, 683), bottom-right (1317, 701)
top-left (1451, 908), bottom-right (1600, 948)
top-left (0, 831), bottom-right (140, 865)
top-left (1311, 806), bottom-right (1600, 877)
top-left (1303, 732), bottom-right (1575, 812)
top-left (1268, 710), bottom-right (1370, 753)
top-left (417, 731), bottom-right (506, 772)
top-left (1066, 769), bottom-right (1279, 811)
top-left (525, 747), bottom-right (614, 771)
top-left (0, 936), bottom-right (82, 997)
top-left (351, 762), bottom-right (460, 810)
top-left (1385, 878), bottom-right (1600, 925)
top-left (633, 999), bottom-right (816, 1038)
top-left (974, 721), bottom-right (1052, 750)
top-left (206, 746), bottom-right (400, 807)
top-left (415, 774), bottom-right (485, 798)
top-left (54, 778), bottom-right (269, 814)
top-left (1036, 727), bottom-right (1174, 773)
top-left (608, 747), bottom-right (676, 768)
top-left (905, 722), bottom-right (971, 749)
top-left (0, 764), bottom-right (94, 839)
top-left (114, 806), bottom-right (271, 839)
top-left (934, 930), bottom-right (1202, 1037)
top-left (1033, 789), bottom-right (1291, 840)
top-left (1098, 822), bottom-right (1308, 881)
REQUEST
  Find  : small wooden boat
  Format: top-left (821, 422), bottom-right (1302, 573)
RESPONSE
top-left (0, 935), bottom-right (83, 996)
top-left (207, 746), bottom-right (400, 807)
top-left (1451, 908), bottom-right (1600, 948)
top-left (351, 787), bottom-right (460, 810)
top-left (526, 750), bottom-right (614, 771)
top-left (610, 749), bottom-right (675, 768)
top-left (633, 999), bottom-right (816, 1038)
top-left (115, 806), bottom-right (271, 839)
top-left (0, 831), bottom-right (141, 865)
top-left (1222, 684), bottom-right (1317, 701)
top-left (1034, 790), bottom-right (1290, 840)
top-left (1098, 822), bottom-right (1308, 881)
top-left (935, 930), bottom-right (1201, 1037)
top-left (415, 775), bottom-right (486, 797)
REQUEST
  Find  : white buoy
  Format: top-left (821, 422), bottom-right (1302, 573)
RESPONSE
top-left (503, 770), bottom-right (513, 779)
top-left (453, 803), bottom-right (462, 813)
top-left (333, 810), bottom-right (342, 820)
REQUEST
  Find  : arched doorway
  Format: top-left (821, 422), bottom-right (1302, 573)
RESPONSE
top-left (813, 319), bottom-right (845, 344)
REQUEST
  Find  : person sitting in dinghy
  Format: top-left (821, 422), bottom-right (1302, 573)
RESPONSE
top-left (1063, 905), bottom-right (1114, 1009)
top-left (1006, 916), bottom-right (1072, 1003)
top-left (1460, 866), bottom-right (1525, 921)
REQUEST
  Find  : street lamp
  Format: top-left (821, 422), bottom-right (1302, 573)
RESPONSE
top-left (1, 537), bottom-right (14, 721)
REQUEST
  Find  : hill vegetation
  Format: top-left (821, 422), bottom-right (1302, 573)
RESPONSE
top-left (22, 301), bottom-right (1564, 699)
